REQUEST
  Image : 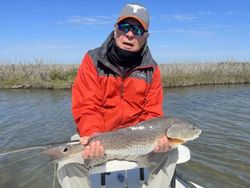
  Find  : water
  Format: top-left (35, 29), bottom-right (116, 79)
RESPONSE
top-left (0, 85), bottom-right (249, 188)
top-left (163, 85), bottom-right (250, 188)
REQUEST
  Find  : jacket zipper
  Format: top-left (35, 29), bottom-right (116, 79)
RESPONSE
top-left (97, 59), bottom-right (154, 127)
top-left (119, 77), bottom-right (124, 98)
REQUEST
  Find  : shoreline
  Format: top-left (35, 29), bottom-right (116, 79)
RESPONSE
top-left (0, 61), bottom-right (250, 89)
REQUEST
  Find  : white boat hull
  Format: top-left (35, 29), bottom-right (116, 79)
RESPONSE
top-left (87, 145), bottom-right (204, 188)
top-left (66, 135), bottom-right (203, 187)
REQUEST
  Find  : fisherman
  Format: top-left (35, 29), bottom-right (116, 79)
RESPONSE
top-left (57, 3), bottom-right (177, 188)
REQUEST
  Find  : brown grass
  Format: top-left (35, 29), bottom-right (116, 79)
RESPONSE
top-left (0, 59), bottom-right (78, 89)
top-left (159, 61), bottom-right (250, 87)
top-left (0, 59), bottom-right (249, 89)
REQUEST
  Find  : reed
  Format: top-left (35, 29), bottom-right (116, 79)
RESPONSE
top-left (159, 61), bottom-right (250, 87)
top-left (0, 59), bottom-right (249, 89)
top-left (0, 59), bottom-right (78, 89)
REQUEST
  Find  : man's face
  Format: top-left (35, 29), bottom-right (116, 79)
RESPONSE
top-left (114, 18), bottom-right (148, 52)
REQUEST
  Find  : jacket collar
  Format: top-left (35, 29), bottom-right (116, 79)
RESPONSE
top-left (97, 31), bottom-right (156, 71)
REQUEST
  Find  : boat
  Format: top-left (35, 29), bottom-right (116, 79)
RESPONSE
top-left (88, 145), bottom-right (204, 188)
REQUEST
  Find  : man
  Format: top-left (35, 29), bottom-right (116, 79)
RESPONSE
top-left (57, 3), bottom-right (177, 188)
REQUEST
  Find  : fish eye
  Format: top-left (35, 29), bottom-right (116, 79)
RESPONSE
top-left (62, 147), bottom-right (69, 153)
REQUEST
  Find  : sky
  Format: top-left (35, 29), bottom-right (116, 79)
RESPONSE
top-left (0, 0), bottom-right (250, 64)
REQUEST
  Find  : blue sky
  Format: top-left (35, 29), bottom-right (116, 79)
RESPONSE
top-left (0, 0), bottom-right (250, 64)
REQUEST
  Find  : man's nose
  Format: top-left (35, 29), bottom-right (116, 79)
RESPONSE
top-left (125, 30), bottom-right (135, 38)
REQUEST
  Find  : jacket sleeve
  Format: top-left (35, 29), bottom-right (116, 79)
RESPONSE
top-left (140, 65), bottom-right (164, 120)
top-left (72, 53), bottom-right (104, 136)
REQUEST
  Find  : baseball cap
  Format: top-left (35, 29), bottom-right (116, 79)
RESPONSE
top-left (117, 3), bottom-right (149, 31)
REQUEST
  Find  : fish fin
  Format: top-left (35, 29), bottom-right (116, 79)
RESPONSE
top-left (84, 154), bottom-right (109, 169)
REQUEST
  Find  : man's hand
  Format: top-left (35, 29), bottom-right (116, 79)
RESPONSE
top-left (154, 136), bottom-right (170, 153)
top-left (80, 136), bottom-right (105, 159)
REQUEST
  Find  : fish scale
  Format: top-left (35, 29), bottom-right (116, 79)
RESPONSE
top-left (89, 119), bottom-right (165, 155)
top-left (45, 116), bottom-right (201, 165)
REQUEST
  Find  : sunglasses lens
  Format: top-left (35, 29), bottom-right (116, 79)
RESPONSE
top-left (132, 25), bottom-right (143, 36)
top-left (118, 23), bottom-right (130, 33)
top-left (118, 23), bottom-right (145, 36)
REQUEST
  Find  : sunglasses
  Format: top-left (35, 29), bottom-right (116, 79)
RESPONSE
top-left (117, 23), bottom-right (146, 36)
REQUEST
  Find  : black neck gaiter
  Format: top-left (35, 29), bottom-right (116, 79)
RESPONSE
top-left (108, 40), bottom-right (143, 69)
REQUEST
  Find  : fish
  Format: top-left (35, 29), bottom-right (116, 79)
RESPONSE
top-left (44, 116), bottom-right (201, 164)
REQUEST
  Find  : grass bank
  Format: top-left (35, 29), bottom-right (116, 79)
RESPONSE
top-left (159, 61), bottom-right (250, 87)
top-left (0, 60), bottom-right (250, 89)
top-left (0, 60), bottom-right (78, 89)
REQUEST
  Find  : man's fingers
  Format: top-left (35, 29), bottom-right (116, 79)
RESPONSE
top-left (80, 136), bottom-right (89, 145)
top-left (158, 139), bottom-right (164, 151)
top-left (93, 141), bottom-right (105, 158)
top-left (89, 141), bottom-right (96, 158)
top-left (83, 145), bottom-right (90, 159)
top-left (154, 146), bottom-right (160, 152)
top-left (100, 145), bottom-right (105, 157)
top-left (162, 136), bottom-right (169, 152)
top-left (94, 141), bottom-right (100, 157)
top-left (154, 136), bottom-right (169, 153)
top-left (81, 137), bottom-right (105, 159)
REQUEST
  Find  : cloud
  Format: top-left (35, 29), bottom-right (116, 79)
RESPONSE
top-left (152, 47), bottom-right (250, 63)
top-left (223, 11), bottom-right (235, 15)
top-left (0, 40), bottom-right (77, 55)
top-left (197, 11), bottom-right (219, 15)
top-left (158, 11), bottom-right (234, 22)
top-left (171, 14), bottom-right (197, 21)
top-left (151, 28), bottom-right (212, 37)
top-left (159, 14), bottom-right (197, 21)
top-left (63, 15), bottom-right (116, 25)
top-left (0, 40), bottom-right (84, 63)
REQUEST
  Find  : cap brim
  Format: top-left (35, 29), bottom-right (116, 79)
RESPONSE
top-left (117, 16), bottom-right (148, 31)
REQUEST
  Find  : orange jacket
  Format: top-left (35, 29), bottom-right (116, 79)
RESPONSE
top-left (72, 32), bottom-right (163, 136)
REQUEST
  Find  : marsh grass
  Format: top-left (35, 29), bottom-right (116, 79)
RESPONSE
top-left (0, 59), bottom-right (249, 89)
top-left (0, 59), bottom-right (78, 89)
top-left (159, 61), bottom-right (250, 87)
